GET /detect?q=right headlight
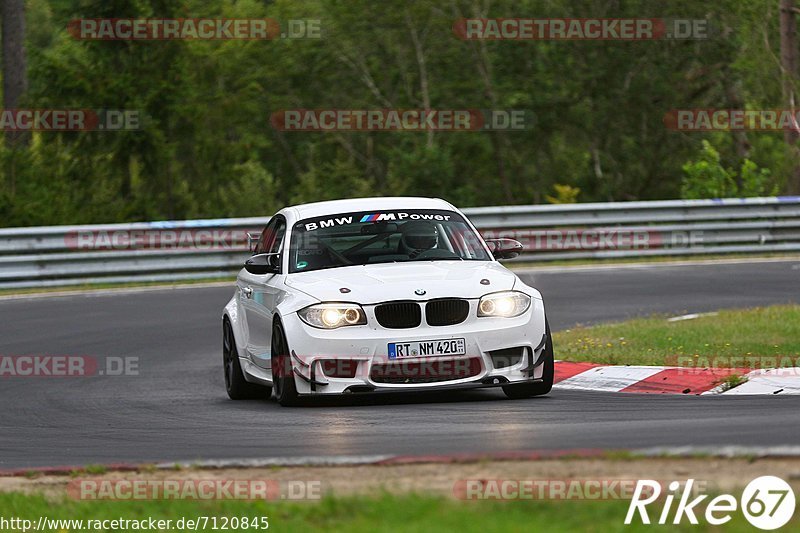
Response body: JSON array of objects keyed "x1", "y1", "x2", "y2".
[
  {"x1": 298, "y1": 303, "x2": 367, "y2": 329},
  {"x1": 477, "y1": 291, "x2": 531, "y2": 318}
]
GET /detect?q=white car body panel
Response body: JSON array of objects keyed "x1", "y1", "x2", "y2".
[
  {"x1": 223, "y1": 196, "x2": 548, "y2": 396},
  {"x1": 284, "y1": 262, "x2": 527, "y2": 306}
]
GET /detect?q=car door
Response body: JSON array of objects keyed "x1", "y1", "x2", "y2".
[{"x1": 238, "y1": 216, "x2": 287, "y2": 370}]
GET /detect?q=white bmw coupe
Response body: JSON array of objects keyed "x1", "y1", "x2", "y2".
[{"x1": 223, "y1": 197, "x2": 553, "y2": 406}]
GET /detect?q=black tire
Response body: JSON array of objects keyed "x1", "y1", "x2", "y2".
[
  {"x1": 503, "y1": 319, "x2": 554, "y2": 399},
  {"x1": 223, "y1": 319, "x2": 270, "y2": 400},
  {"x1": 271, "y1": 322, "x2": 302, "y2": 406}
]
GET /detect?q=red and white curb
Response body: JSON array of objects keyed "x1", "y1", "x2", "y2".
[{"x1": 554, "y1": 361, "x2": 800, "y2": 395}]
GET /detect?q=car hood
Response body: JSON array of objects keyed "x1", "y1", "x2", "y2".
[{"x1": 285, "y1": 261, "x2": 519, "y2": 304}]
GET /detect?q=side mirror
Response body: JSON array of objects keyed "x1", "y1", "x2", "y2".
[
  {"x1": 244, "y1": 253, "x2": 280, "y2": 275},
  {"x1": 485, "y1": 238, "x2": 523, "y2": 260}
]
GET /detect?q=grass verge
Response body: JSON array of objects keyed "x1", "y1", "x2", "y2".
[
  {"x1": 0, "y1": 277, "x2": 234, "y2": 297},
  {"x1": 553, "y1": 305, "x2": 800, "y2": 366},
  {"x1": 0, "y1": 492, "x2": 779, "y2": 532}
]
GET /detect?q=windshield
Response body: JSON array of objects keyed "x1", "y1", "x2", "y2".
[{"x1": 288, "y1": 209, "x2": 491, "y2": 273}]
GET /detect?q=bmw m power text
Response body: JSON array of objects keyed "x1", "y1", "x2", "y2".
[{"x1": 223, "y1": 197, "x2": 554, "y2": 406}]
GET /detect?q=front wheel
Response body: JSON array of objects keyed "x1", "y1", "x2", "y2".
[
  {"x1": 223, "y1": 320, "x2": 271, "y2": 400},
  {"x1": 503, "y1": 319, "x2": 554, "y2": 399},
  {"x1": 271, "y1": 322, "x2": 302, "y2": 406}
]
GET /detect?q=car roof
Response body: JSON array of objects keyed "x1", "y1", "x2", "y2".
[{"x1": 285, "y1": 196, "x2": 457, "y2": 220}]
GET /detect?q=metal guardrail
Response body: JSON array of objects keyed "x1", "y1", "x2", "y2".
[{"x1": 1, "y1": 197, "x2": 799, "y2": 289}]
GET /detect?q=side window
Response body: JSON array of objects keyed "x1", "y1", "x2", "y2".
[
  {"x1": 269, "y1": 220, "x2": 286, "y2": 254},
  {"x1": 254, "y1": 217, "x2": 286, "y2": 256},
  {"x1": 254, "y1": 219, "x2": 277, "y2": 255}
]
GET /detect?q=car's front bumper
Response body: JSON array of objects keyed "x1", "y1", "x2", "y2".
[{"x1": 272, "y1": 298, "x2": 547, "y2": 395}]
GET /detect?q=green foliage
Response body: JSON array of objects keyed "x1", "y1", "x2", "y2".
[
  {"x1": 220, "y1": 161, "x2": 279, "y2": 217},
  {"x1": 681, "y1": 141, "x2": 737, "y2": 199},
  {"x1": 739, "y1": 159, "x2": 775, "y2": 197},
  {"x1": 0, "y1": 489, "x2": 779, "y2": 532},
  {"x1": 545, "y1": 184, "x2": 581, "y2": 204},
  {"x1": 681, "y1": 140, "x2": 775, "y2": 199},
  {"x1": 0, "y1": 0, "x2": 795, "y2": 227}
]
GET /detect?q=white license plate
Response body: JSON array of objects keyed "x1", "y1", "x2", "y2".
[{"x1": 388, "y1": 338, "x2": 466, "y2": 359}]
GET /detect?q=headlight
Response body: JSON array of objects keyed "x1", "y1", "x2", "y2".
[
  {"x1": 477, "y1": 291, "x2": 530, "y2": 318},
  {"x1": 298, "y1": 303, "x2": 367, "y2": 329}
]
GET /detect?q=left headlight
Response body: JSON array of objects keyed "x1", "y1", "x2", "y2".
[
  {"x1": 477, "y1": 291, "x2": 531, "y2": 318},
  {"x1": 298, "y1": 303, "x2": 367, "y2": 329}
]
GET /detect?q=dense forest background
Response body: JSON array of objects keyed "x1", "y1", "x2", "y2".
[{"x1": 1, "y1": 0, "x2": 799, "y2": 227}]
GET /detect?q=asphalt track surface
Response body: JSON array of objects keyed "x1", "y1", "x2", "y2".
[{"x1": 1, "y1": 259, "x2": 799, "y2": 469}]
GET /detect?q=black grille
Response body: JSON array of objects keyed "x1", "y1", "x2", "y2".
[
  {"x1": 425, "y1": 299, "x2": 469, "y2": 326},
  {"x1": 374, "y1": 302, "x2": 422, "y2": 329},
  {"x1": 371, "y1": 357, "x2": 482, "y2": 384}
]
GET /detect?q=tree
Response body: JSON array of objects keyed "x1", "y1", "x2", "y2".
[
  {"x1": 1, "y1": 0, "x2": 30, "y2": 196},
  {"x1": 780, "y1": 0, "x2": 800, "y2": 193}
]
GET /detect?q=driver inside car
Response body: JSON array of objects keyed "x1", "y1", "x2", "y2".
[{"x1": 399, "y1": 221, "x2": 439, "y2": 259}]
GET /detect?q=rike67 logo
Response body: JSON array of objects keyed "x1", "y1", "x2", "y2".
[{"x1": 625, "y1": 477, "x2": 795, "y2": 530}]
